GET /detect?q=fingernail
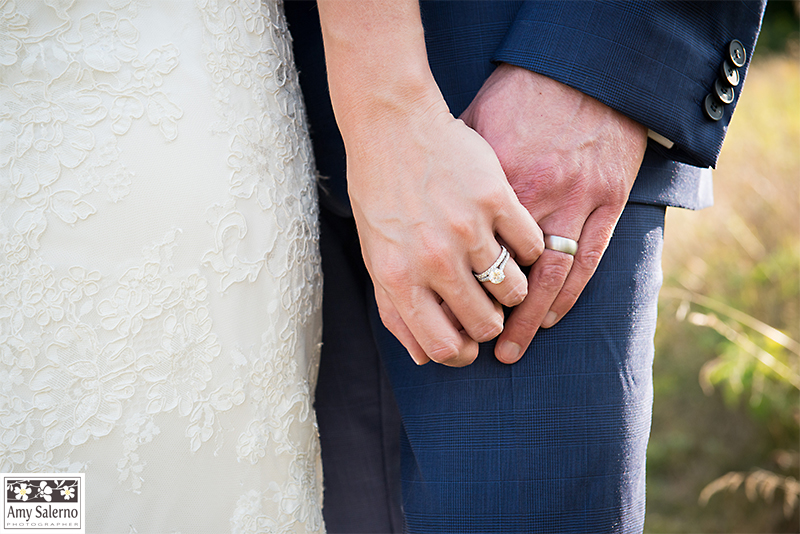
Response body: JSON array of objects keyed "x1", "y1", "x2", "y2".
[
  {"x1": 497, "y1": 341, "x2": 521, "y2": 363},
  {"x1": 409, "y1": 351, "x2": 428, "y2": 366},
  {"x1": 542, "y1": 311, "x2": 558, "y2": 328}
]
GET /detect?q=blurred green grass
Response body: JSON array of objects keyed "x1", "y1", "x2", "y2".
[{"x1": 644, "y1": 40, "x2": 800, "y2": 534}]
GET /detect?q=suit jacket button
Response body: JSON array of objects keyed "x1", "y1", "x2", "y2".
[
  {"x1": 720, "y1": 60, "x2": 741, "y2": 86},
  {"x1": 714, "y1": 78, "x2": 735, "y2": 104},
  {"x1": 704, "y1": 94, "x2": 724, "y2": 121},
  {"x1": 729, "y1": 39, "x2": 746, "y2": 67}
]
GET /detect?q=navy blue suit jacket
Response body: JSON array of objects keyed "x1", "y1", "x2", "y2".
[{"x1": 285, "y1": 0, "x2": 765, "y2": 216}]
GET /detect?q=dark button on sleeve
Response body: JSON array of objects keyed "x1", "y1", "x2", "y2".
[
  {"x1": 714, "y1": 78, "x2": 735, "y2": 104},
  {"x1": 720, "y1": 60, "x2": 741, "y2": 87},
  {"x1": 729, "y1": 39, "x2": 746, "y2": 68},
  {"x1": 704, "y1": 94, "x2": 724, "y2": 121}
]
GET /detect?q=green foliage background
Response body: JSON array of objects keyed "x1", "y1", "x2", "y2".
[{"x1": 644, "y1": 4, "x2": 800, "y2": 533}]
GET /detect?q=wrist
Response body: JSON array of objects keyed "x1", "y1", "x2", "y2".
[
  {"x1": 331, "y1": 72, "x2": 447, "y2": 144},
  {"x1": 318, "y1": 0, "x2": 449, "y2": 145}
]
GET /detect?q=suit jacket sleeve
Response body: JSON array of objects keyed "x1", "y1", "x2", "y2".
[{"x1": 492, "y1": 0, "x2": 766, "y2": 169}]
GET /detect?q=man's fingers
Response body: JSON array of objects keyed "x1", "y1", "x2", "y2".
[
  {"x1": 540, "y1": 210, "x2": 619, "y2": 329},
  {"x1": 494, "y1": 248, "x2": 574, "y2": 364}
]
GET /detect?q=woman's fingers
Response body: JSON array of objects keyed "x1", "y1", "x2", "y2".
[
  {"x1": 471, "y1": 245, "x2": 528, "y2": 308},
  {"x1": 374, "y1": 286, "x2": 430, "y2": 365},
  {"x1": 402, "y1": 293, "x2": 481, "y2": 367},
  {"x1": 495, "y1": 198, "x2": 545, "y2": 267},
  {"x1": 378, "y1": 281, "x2": 481, "y2": 367}
]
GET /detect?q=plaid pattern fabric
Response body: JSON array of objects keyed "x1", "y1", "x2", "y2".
[
  {"x1": 376, "y1": 203, "x2": 666, "y2": 533},
  {"x1": 492, "y1": 1, "x2": 766, "y2": 169}
]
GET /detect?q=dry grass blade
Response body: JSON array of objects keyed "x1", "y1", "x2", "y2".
[
  {"x1": 685, "y1": 310, "x2": 800, "y2": 390},
  {"x1": 701, "y1": 470, "x2": 800, "y2": 519},
  {"x1": 699, "y1": 472, "x2": 745, "y2": 505},
  {"x1": 662, "y1": 288, "x2": 800, "y2": 356}
]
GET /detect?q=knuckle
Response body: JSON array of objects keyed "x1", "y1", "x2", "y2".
[
  {"x1": 379, "y1": 266, "x2": 408, "y2": 291},
  {"x1": 603, "y1": 179, "x2": 630, "y2": 205},
  {"x1": 480, "y1": 186, "x2": 506, "y2": 212},
  {"x1": 532, "y1": 232, "x2": 546, "y2": 257},
  {"x1": 512, "y1": 158, "x2": 561, "y2": 204},
  {"x1": 534, "y1": 261, "x2": 571, "y2": 292},
  {"x1": 419, "y1": 238, "x2": 456, "y2": 275},
  {"x1": 574, "y1": 247, "x2": 604, "y2": 272},
  {"x1": 502, "y1": 279, "x2": 528, "y2": 307},
  {"x1": 518, "y1": 234, "x2": 545, "y2": 265},
  {"x1": 512, "y1": 313, "x2": 539, "y2": 337},
  {"x1": 377, "y1": 303, "x2": 398, "y2": 328},
  {"x1": 471, "y1": 317, "x2": 503, "y2": 343},
  {"x1": 426, "y1": 339, "x2": 461, "y2": 365},
  {"x1": 377, "y1": 305, "x2": 406, "y2": 337},
  {"x1": 449, "y1": 216, "x2": 477, "y2": 243},
  {"x1": 504, "y1": 311, "x2": 539, "y2": 345},
  {"x1": 557, "y1": 285, "x2": 582, "y2": 308},
  {"x1": 373, "y1": 254, "x2": 411, "y2": 290}
]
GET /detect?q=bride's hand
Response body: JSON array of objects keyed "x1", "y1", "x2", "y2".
[
  {"x1": 318, "y1": 0, "x2": 543, "y2": 366},
  {"x1": 346, "y1": 96, "x2": 543, "y2": 367}
]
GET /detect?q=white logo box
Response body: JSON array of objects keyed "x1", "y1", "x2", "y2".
[{"x1": 1, "y1": 474, "x2": 85, "y2": 534}]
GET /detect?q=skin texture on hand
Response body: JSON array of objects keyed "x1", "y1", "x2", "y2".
[
  {"x1": 349, "y1": 106, "x2": 544, "y2": 367},
  {"x1": 318, "y1": 1, "x2": 544, "y2": 366},
  {"x1": 460, "y1": 63, "x2": 649, "y2": 364}
]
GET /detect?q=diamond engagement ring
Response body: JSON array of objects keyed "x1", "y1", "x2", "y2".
[
  {"x1": 474, "y1": 245, "x2": 510, "y2": 284},
  {"x1": 544, "y1": 235, "x2": 578, "y2": 256}
]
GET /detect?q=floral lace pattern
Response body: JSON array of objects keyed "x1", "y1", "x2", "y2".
[{"x1": 1, "y1": 1, "x2": 323, "y2": 532}]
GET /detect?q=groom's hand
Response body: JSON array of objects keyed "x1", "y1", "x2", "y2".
[{"x1": 460, "y1": 64, "x2": 649, "y2": 364}]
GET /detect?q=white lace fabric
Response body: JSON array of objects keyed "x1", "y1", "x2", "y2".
[{"x1": 0, "y1": 1, "x2": 324, "y2": 532}]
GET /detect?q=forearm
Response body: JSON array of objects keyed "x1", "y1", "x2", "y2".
[{"x1": 317, "y1": 0, "x2": 446, "y2": 144}]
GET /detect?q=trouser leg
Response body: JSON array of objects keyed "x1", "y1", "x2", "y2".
[
  {"x1": 375, "y1": 203, "x2": 666, "y2": 534},
  {"x1": 315, "y1": 205, "x2": 404, "y2": 534}
]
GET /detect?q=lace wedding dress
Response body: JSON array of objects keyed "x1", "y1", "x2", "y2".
[{"x1": 0, "y1": 1, "x2": 324, "y2": 532}]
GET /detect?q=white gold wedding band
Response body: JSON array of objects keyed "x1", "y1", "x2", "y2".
[
  {"x1": 474, "y1": 245, "x2": 509, "y2": 284},
  {"x1": 544, "y1": 235, "x2": 578, "y2": 256}
]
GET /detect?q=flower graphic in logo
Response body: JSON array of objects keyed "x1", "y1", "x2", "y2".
[
  {"x1": 14, "y1": 483, "x2": 30, "y2": 501},
  {"x1": 6, "y1": 479, "x2": 80, "y2": 504},
  {"x1": 37, "y1": 481, "x2": 53, "y2": 502}
]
